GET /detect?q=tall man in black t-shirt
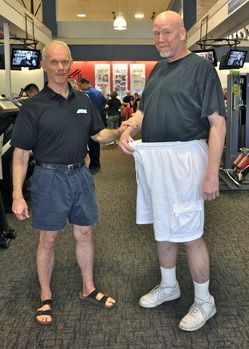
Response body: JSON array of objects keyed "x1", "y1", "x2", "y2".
[
  {"x1": 11, "y1": 40, "x2": 121, "y2": 325},
  {"x1": 119, "y1": 11, "x2": 226, "y2": 331}
]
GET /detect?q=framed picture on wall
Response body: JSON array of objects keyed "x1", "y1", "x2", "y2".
[
  {"x1": 95, "y1": 64, "x2": 110, "y2": 96},
  {"x1": 130, "y1": 64, "x2": 145, "y2": 95},
  {"x1": 113, "y1": 64, "x2": 128, "y2": 98}
]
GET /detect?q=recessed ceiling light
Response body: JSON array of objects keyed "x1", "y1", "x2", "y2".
[
  {"x1": 77, "y1": 13, "x2": 87, "y2": 18},
  {"x1": 134, "y1": 13, "x2": 144, "y2": 19}
]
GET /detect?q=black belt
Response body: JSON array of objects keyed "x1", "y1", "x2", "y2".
[{"x1": 36, "y1": 160, "x2": 84, "y2": 171}]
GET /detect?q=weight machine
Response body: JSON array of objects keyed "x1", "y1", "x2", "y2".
[
  {"x1": 219, "y1": 72, "x2": 249, "y2": 190},
  {"x1": 0, "y1": 99, "x2": 19, "y2": 248}
]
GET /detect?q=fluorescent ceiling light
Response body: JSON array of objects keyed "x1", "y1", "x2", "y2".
[
  {"x1": 77, "y1": 13, "x2": 86, "y2": 18},
  {"x1": 134, "y1": 13, "x2": 144, "y2": 19}
]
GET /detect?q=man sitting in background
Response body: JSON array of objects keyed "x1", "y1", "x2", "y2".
[{"x1": 23, "y1": 83, "x2": 40, "y2": 98}]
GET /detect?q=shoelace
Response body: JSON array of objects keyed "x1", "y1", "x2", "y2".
[
  {"x1": 150, "y1": 284, "x2": 174, "y2": 298},
  {"x1": 188, "y1": 302, "x2": 208, "y2": 319}
]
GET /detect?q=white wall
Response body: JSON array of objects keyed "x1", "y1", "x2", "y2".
[{"x1": 0, "y1": 68, "x2": 44, "y2": 97}]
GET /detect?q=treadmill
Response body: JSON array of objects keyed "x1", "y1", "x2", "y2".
[{"x1": 0, "y1": 99, "x2": 19, "y2": 248}]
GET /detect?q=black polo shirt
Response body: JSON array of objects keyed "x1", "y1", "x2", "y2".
[{"x1": 11, "y1": 85, "x2": 105, "y2": 164}]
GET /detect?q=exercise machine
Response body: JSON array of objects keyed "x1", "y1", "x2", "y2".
[
  {"x1": 219, "y1": 72, "x2": 249, "y2": 190},
  {"x1": 0, "y1": 99, "x2": 18, "y2": 248}
]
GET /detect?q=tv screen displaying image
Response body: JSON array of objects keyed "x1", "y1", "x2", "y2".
[
  {"x1": 193, "y1": 49, "x2": 217, "y2": 66},
  {"x1": 11, "y1": 48, "x2": 40, "y2": 69},
  {"x1": 225, "y1": 49, "x2": 247, "y2": 68}
]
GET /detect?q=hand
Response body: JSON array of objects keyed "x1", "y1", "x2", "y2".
[
  {"x1": 203, "y1": 175, "x2": 219, "y2": 201},
  {"x1": 120, "y1": 119, "x2": 138, "y2": 129},
  {"x1": 118, "y1": 133, "x2": 135, "y2": 154},
  {"x1": 12, "y1": 198, "x2": 30, "y2": 220}
]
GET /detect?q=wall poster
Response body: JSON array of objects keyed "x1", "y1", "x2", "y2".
[
  {"x1": 112, "y1": 64, "x2": 128, "y2": 98},
  {"x1": 130, "y1": 64, "x2": 145, "y2": 94},
  {"x1": 94, "y1": 64, "x2": 110, "y2": 96}
]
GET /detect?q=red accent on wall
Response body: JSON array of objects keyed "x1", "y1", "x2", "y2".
[{"x1": 70, "y1": 61, "x2": 158, "y2": 91}]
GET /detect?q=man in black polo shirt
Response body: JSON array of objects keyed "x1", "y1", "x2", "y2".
[{"x1": 11, "y1": 40, "x2": 120, "y2": 325}]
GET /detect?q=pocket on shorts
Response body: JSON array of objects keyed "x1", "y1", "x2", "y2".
[{"x1": 170, "y1": 200, "x2": 203, "y2": 237}]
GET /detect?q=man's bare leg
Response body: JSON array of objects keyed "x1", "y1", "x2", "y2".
[
  {"x1": 184, "y1": 237, "x2": 209, "y2": 283},
  {"x1": 73, "y1": 224, "x2": 116, "y2": 307},
  {"x1": 36, "y1": 230, "x2": 59, "y2": 324}
]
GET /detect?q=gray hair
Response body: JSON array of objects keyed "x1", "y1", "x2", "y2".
[{"x1": 42, "y1": 40, "x2": 72, "y2": 60}]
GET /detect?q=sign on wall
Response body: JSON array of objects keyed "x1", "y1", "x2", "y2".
[
  {"x1": 94, "y1": 64, "x2": 110, "y2": 95},
  {"x1": 130, "y1": 64, "x2": 145, "y2": 95},
  {"x1": 113, "y1": 64, "x2": 128, "y2": 98}
]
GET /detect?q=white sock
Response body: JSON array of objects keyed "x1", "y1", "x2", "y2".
[
  {"x1": 160, "y1": 266, "x2": 177, "y2": 288},
  {"x1": 194, "y1": 280, "x2": 210, "y2": 302}
]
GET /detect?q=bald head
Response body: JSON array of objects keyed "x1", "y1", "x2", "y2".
[
  {"x1": 153, "y1": 11, "x2": 188, "y2": 61},
  {"x1": 154, "y1": 11, "x2": 185, "y2": 30}
]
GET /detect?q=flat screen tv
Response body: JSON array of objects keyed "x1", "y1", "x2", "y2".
[
  {"x1": 219, "y1": 49, "x2": 247, "y2": 70},
  {"x1": 11, "y1": 48, "x2": 40, "y2": 69},
  {"x1": 193, "y1": 49, "x2": 217, "y2": 66},
  {"x1": 0, "y1": 54, "x2": 5, "y2": 69}
]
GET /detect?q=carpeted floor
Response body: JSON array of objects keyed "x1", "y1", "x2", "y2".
[{"x1": 0, "y1": 144, "x2": 249, "y2": 349}]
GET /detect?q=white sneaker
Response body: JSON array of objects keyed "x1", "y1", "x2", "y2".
[
  {"x1": 139, "y1": 282, "x2": 181, "y2": 308},
  {"x1": 179, "y1": 295, "x2": 216, "y2": 331}
]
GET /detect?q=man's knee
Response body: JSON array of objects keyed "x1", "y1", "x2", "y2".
[
  {"x1": 183, "y1": 237, "x2": 206, "y2": 253},
  {"x1": 39, "y1": 231, "x2": 59, "y2": 250},
  {"x1": 73, "y1": 225, "x2": 93, "y2": 241}
]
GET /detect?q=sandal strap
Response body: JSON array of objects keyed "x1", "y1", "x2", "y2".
[
  {"x1": 88, "y1": 289, "x2": 110, "y2": 304},
  {"x1": 36, "y1": 309, "x2": 52, "y2": 317},
  {"x1": 87, "y1": 290, "x2": 111, "y2": 305},
  {"x1": 87, "y1": 289, "x2": 99, "y2": 299},
  {"x1": 41, "y1": 299, "x2": 52, "y2": 306},
  {"x1": 98, "y1": 294, "x2": 109, "y2": 305}
]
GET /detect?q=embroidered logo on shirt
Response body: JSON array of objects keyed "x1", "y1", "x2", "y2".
[{"x1": 76, "y1": 109, "x2": 87, "y2": 114}]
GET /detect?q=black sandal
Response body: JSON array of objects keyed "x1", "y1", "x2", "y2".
[
  {"x1": 35, "y1": 299, "x2": 53, "y2": 325},
  {"x1": 79, "y1": 289, "x2": 116, "y2": 309}
]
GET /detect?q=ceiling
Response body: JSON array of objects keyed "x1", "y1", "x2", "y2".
[
  {"x1": 55, "y1": 0, "x2": 217, "y2": 23},
  {"x1": 0, "y1": 0, "x2": 223, "y2": 46},
  {"x1": 13, "y1": 0, "x2": 218, "y2": 25}
]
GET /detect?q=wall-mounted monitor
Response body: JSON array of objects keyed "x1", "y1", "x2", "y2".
[
  {"x1": 0, "y1": 54, "x2": 5, "y2": 69},
  {"x1": 193, "y1": 49, "x2": 217, "y2": 66},
  {"x1": 219, "y1": 49, "x2": 247, "y2": 70},
  {"x1": 11, "y1": 48, "x2": 40, "y2": 69}
]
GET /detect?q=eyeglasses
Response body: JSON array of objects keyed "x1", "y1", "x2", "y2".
[{"x1": 48, "y1": 59, "x2": 71, "y2": 67}]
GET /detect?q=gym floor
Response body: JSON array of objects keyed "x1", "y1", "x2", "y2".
[{"x1": 0, "y1": 144, "x2": 249, "y2": 349}]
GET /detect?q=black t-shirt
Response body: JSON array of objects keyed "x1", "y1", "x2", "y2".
[
  {"x1": 11, "y1": 85, "x2": 105, "y2": 164},
  {"x1": 139, "y1": 53, "x2": 226, "y2": 142},
  {"x1": 106, "y1": 98, "x2": 121, "y2": 116},
  {"x1": 123, "y1": 95, "x2": 134, "y2": 104},
  {"x1": 133, "y1": 98, "x2": 140, "y2": 112}
]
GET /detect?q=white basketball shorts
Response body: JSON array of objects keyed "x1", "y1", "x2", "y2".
[{"x1": 130, "y1": 139, "x2": 208, "y2": 242}]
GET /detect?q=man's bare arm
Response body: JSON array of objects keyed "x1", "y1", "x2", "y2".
[
  {"x1": 12, "y1": 147, "x2": 30, "y2": 219},
  {"x1": 204, "y1": 112, "x2": 226, "y2": 201}
]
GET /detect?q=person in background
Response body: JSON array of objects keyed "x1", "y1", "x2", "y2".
[
  {"x1": 68, "y1": 79, "x2": 80, "y2": 90},
  {"x1": 23, "y1": 83, "x2": 40, "y2": 98},
  {"x1": 119, "y1": 11, "x2": 226, "y2": 332},
  {"x1": 79, "y1": 78, "x2": 107, "y2": 174},
  {"x1": 133, "y1": 92, "x2": 141, "y2": 113},
  {"x1": 11, "y1": 40, "x2": 123, "y2": 326},
  {"x1": 122, "y1": 90, "x2": 134, "y2": 120},
  {"x1": 106, "y1": 91, "x2": 121, "y2": 129}
]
